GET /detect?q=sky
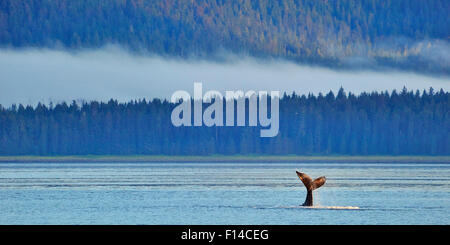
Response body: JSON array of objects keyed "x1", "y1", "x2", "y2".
[{"x1": 0, "y1": 46, "x2": 449, "y2": 106}]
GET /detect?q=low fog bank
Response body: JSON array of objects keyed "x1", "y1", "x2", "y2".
[{"x1": 0, "y1": 47, "x2": 449, "y2": 107}]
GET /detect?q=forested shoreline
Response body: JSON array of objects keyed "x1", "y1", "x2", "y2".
[
  {"x1": 0, "y1": 88, "x2": 448, "y2": 156},
  {"x1": 0, "y1": 155, "x2": 448, "y2": 163}
]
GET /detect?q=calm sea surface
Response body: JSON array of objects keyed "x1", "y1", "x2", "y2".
[{"x1": 0, "y1": 162, "x2": 449, "y2": 224}]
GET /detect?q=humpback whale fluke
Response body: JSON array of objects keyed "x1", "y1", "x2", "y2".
[{"x1": 296, "y1": 171, "x2": 326, "y2": 206}]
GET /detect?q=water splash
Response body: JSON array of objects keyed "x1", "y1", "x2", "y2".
[{"x1": 303, "y1": 206, "x2": 360, "y2": 210}]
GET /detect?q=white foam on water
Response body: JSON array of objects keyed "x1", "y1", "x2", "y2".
[
  {"x1": 255, "y1": 205, "x2": 361, "y2": 210},
  {"x1": 303, "y1": 206, "x2": 360, "y2": 210}
]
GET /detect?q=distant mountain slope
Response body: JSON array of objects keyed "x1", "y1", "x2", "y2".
[{"x1": 0, "y1": 0, "x2": 449, "y2": 74}]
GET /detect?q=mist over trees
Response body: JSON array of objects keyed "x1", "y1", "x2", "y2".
[
  {"x1": 0, "y1": 0, "x2": 449, "y2": 74},
  {"x1": 0, "y1": 88, "x2": 448, "y2": 156}
]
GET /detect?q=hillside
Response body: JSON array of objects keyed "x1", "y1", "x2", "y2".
[{"x1": 0, "y1": 0, "x2": 449, "y2": 74}]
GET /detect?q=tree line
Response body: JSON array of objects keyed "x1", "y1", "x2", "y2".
[{"x1": 0, "y1": 88, "x2": 448, "y2": 156}]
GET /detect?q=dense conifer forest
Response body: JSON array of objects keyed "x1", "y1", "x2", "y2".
[
  {"x1": 0, "y1": 88, "x2": 448, "y2": 156},
  {"x1": 0, "y1": 0, "x2": 449, "y2": 74}
]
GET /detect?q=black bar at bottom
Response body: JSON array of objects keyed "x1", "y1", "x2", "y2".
[{"x1": 0, "y1": 225, "x2": 446, "y2": 243}]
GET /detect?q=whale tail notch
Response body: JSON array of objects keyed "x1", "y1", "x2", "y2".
[{"x1": 296, "y1": 171, "x2": 326, "y2": 206}]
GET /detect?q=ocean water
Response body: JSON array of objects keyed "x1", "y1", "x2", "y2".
[{"x1": 0, "y1": 162, "x2": 449, "y2": 225}]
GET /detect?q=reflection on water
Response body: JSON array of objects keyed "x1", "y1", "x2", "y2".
[{"x1": 0, "y1": 163, "x2": 449, "y2": 224}]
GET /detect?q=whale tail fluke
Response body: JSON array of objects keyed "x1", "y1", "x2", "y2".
[
  {"x1": 296, "y1": 171, "x2": 326, "y2": 190},
  {"x1": 311, "y1": 176, "x2": 326, "y2": 190},
  {"x1": 296, "y1": 171, "x2": 326, "y2": 206}
]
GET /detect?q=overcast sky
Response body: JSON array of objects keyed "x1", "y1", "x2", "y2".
[{"x1": 0, "y1": 47, "x2": 449, "y2": 106}]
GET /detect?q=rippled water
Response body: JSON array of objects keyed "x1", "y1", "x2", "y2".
[{"x1": 0, "y1": 162, "x2": 449, "y2": 224}]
